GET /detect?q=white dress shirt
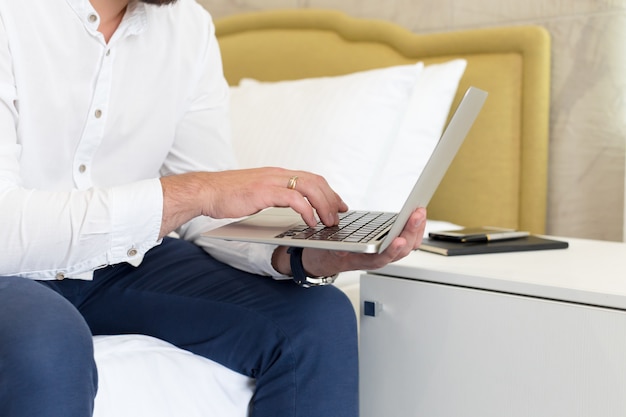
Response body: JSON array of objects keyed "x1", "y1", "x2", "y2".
[{"x1": 0, "y1": 0, "x2": 278, "y2": 280}]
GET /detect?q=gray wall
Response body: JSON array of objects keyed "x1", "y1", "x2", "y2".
[{"x1": 199, "y1": 0, "x2": 626, "y2": 242}]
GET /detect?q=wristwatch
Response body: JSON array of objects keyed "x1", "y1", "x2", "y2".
[{"x1": 287, "y1": 247, "x2": 338, "y2": 288}]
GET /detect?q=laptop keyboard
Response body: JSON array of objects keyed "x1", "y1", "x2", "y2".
[{"x1": 275, "y1": 211, "x2": 397, "y2": 243}]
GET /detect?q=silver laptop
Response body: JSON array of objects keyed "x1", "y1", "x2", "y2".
[{"x1": 203, "y1": 87, "x2": 487, "y2": 254}]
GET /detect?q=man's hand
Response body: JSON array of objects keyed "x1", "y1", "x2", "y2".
[
  {"x1": 159, "y1": 168, "x2": 348, "y2": 239},
  {"x1": 272, "y1": 208, "x2": 428, "y2": 278}
]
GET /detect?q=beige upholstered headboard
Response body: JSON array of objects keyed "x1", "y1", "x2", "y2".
[{"x1": 215, "y1": 9, "x2": 551, "y2": 234}]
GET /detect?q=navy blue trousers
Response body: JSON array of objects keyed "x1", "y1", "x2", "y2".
[{"x1": 0, "y1": 238, "x2": 358, "y2": 417}]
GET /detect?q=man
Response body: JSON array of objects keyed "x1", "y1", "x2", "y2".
[{"x1": 0, "y1": 0, "x2": 427, "y2": 416}]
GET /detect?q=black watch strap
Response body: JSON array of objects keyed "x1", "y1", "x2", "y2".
[{"x1": 287, "y1": 247, "x2": 338, "y2": 287}]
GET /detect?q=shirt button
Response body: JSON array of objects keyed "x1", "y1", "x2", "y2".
[
  {"x1": 78, "y1": 164, "x2": 87, "y2": 173},
  {"x1": 55, "y1": 272, "x2": 65, "y2": 280},
  {"x1": 106, "y1": 49, "x2": 111, "y2": 57},
  {"x1": 88, "y1": 14, "x2": 98, "y2": 23},
  {"x1": 94, "y1": 109, "x2": 102, "y2": 118},
  {"x1": 127, "y1": 248, "x2": 138, "y2": 257}
]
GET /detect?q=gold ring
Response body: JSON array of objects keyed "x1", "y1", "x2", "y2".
[{"x1": 287, "y1": 175, "x2": 298, "y2": 190}]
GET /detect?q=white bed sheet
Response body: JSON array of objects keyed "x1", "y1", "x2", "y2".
[{"x1": 93, "y1": 334, "x2": 255, "y2": 417}]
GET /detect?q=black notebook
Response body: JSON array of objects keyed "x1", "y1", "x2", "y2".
[{"x1": 419, "y1": 235, "x2": 569, "y2": 256}]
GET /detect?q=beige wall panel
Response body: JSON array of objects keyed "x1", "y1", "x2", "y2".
[
  {"x1": 300, "y1": 0, "x2": 454, "y2": 31},
  {"x1": 546, "y1": 13, "x2": 626, "y2": 241},
  {"x1": 198, "y1": 0, "x2": 297, "y2": 18},
  {"x1": 448, "y1": 0, "x2": 626, "y2": 29}
]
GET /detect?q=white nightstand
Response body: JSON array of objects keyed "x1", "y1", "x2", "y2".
[{"x1": 360, "y1": 237, "x2": 626, "y2": 417}]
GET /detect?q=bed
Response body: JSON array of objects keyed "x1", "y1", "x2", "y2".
[{"x1": 92, "y1": 9, "x2": 551, "y2": 417}]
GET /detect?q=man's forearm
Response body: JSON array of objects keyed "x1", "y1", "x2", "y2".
[{"x1": 159, "y1": 174, "x2": 203, "y2": 239}]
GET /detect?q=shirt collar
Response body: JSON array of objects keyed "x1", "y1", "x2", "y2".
[
  {"x1": 64, "y1": 0, "x2": 147, "y2": 40},
  {"x1": 116, "y1": 1, "x2": 148, "y2": 39}
]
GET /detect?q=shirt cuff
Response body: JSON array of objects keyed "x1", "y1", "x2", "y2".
[{"x1": 108, "y1": 178, "x2": 163, "y2": 266}]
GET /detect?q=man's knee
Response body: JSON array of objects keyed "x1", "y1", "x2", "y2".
[
  {"x1": 248, "y1": 284, "x2": 359, "y2": 415},
  {"x1": 0, "y1": 277, "x2": 97, "y2": 417},
  {"x1": 301, "y1": 284, "x2": 357, "y2": 335},
  {"x1": 274, "y1": 284, "x2": 358, "y2": 358}
]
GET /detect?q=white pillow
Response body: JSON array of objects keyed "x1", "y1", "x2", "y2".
[
  {"x1": 365, "y1": 59, "x2": 467, "y2": 211},
  {"x1": 229, "y1": 60, "x2": 466, "y2": 211},
  {"x1": 229, "y1": 63, "x2": 423, "y2": 209}
]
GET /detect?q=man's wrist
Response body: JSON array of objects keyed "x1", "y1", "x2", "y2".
[
  {"x1": 272, "y1": 245, "x2": 329, "y2": 277},
  {"x1": 287, "y1": 247, "x2": 338, "y2": 287},
  {"x1": 271, "y1": 246, "x2": 293, "y2": 276}
]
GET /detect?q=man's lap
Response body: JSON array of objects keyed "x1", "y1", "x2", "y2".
[{"x1": 39, "y1": 237, "x2": 357, "y2": 377}]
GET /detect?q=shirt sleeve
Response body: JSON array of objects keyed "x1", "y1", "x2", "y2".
[
  {"x1": 0, "y1": 179, "x2": 163, "y2": 279},
  {"x1": 160, "y1": 7, "x2": 236, "y2": 177},
  {"x1": 161, "y1": 10, "x2": 286, "y2": 278}
]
